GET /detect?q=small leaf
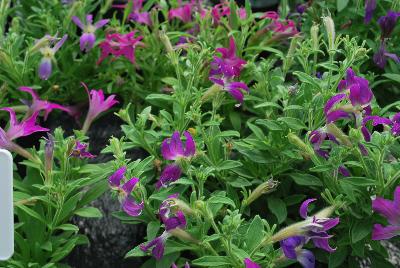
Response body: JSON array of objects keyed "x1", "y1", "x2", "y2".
[
  {"x1": 74, "y1": 207, "x2": 103, "y2": 218},
  {"x1": 208, "y1": 196, "x2": 236, "y2": 208},
  {"x1": 337, "y1": 0, "x2": 349, "y2": 12},
  {"x1": 245, "y1": 215, "x2": 264, "y2": 251},
  {"x1": 268, "y1": 197, "x2": 287, "y2": 224},
  {"x1": 290, "y1": 173, "x2": 323, "y2": 187},
  {"x1": 192, "y1": 256, "x2": 232, "y2": 266}
]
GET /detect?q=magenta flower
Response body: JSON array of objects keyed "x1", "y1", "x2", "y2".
[
  {"x1": 361, "y1": 115, "x2": 392, "y2": 142},
  {"x1": 0, "y1": 108, "x2": 48, "y2": 150},
  {"x1": 69, "y1": 141, "x2": 95, "y2": 159},
  {"x1": 72, "y1": 14, "x2": 109, "y2": 52},
  {"x1": 372, "y1": 186, "x2": 400, "y2": 240},
  {"x1": 169, "y1": 2, "x2": 192, "y2": 23},
  {"x1": 97, "y1": 31, "x2": 143, "y2": 64},
  {"x1": 108, "y1": 166, "x2": 144, "y2": 217},
  {"x1": 211, "y1": 1, "x2": 246, "y2": 26},
  {"x1": 114, "y1": 0, "x2": 152, "y2": 26},
  {"x1": 37, "y1": 34, "x2": 68, "y2": 80},
  {"x1": 81, "y1": 82, "x2": 118, "y2": 133},
  {"x1": 364, "y1": 0, "x2": 376, "y2": 24},
  {"x1": 338, "y1": 68, "x2": 373, "y2": 107},
  {"x1": 373, "y1": 41, "x2": 400, "y2": 69},
  {"x1": 161, "y1": 131, "x2": 196, "y2": 160},
  {"x1": 244, "y1": 258, "x2": 261, "y2": 268},
  {"x1": 280, "y1": 236, "x2": 315, "y2": 268},
  {"x1": 378, "y1": 11, "x2": 400, "y2": 39},
  {"x1": 259, "y1": 12, "x2": 298, "y2": 41},
  {"x1": 391, "y1": 113, "x2": 400, "y2": 136},
  {"x1": 19, "y1": 86, "x2": 71, "y2": 120},
  {"x1": 156, "y1": 164, "x2": 182, "y2": 189}
]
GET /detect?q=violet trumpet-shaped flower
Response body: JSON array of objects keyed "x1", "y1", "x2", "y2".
[
  {"x1": 378, "y1": 11, "x2": 400, "y2": 39},
  {"x1": 156, "y1": 164, "x2": 182, "y2": 189},
  {"x1": 361, "y1": 115, "x2": 393, "y2": 142},
  {"x1": 0, "y1": 108, "x2": 49, "y2": 150},
  {"x1": 391, "y1": 112, "x2": 400, "y2": 136},
  {"x1": 373, "y1": 41, "x2": 400, "y2": 69},
  {"x1": 338, "y1": 68, "x2": 373, "y2": 108},
  {"x1": 364, "y1": 0, "x2": 376, "y2": 24},
  {"x1": 37, "y1": 34, "x2": 68, "y2": 80},
  {"x1": 372, "y1": 186, "x2": 400, "y2": 240},
  {"x1": 81, "y1": 82, "x2": 118, "y2": 133},
  {"x1": 72, "y1": 14, "x2": 109, "y2": 52},
  {"x1": 19, "y1": 86, "x2": 71, "y2": 120},
  {"x1": 113, "y1": 0, "x2": 152, "y2": 26},
  {"x1": 97, "y1": 31, "x2": 144, "y2": 64},
  {"x1": 280, "y1": 236, "x2": 315, "y2": 268},
  {"x1": 69, "y1": 141, "x2": 95, "y2": 159},
  {"x1": 244, "y1": 258, "x2": 261, "y2": 268},
  {"x1": 108, "y1": 166, "x2": 144, "y2": 217},
  {"x1": 161, "y1": 131, "x2": 196, "y2": 160}
]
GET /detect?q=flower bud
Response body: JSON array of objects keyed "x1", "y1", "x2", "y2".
[
  {"x1": 169, "y1": 228, "x2": 199, "y2": 244},
  {"x1": 169, "y1": 198, "x2": 196, "y2": 216},
  {"x1": 44, "y1": 134, "x2": 55, "y2": 175},
  {"x1": 311, "y1": 23, "x2": 319, "y2": 51},
  {"x1": 287, "y1": 133, "x2": 314, "y2": 156},
  {"x1": 244, "y1": 179, "x2": 279, "y2": 206},
  {"x1": 322, "y1": 16, "x2": 336, "y2": 51},
  {"x1": 326, "y1": 123, "x2": 352, "y2": 147},
  {"x1": 159, "y1": 30, "x2": 174, "y2": 54}
]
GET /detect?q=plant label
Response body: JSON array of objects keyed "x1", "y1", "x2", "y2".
[{"x1": 0, "y1": 149, "x2": 13, "y2": 260}]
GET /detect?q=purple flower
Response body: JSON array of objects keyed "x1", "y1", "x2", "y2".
[
  {"x1": 72, "y1": 14, "x2": 109, "y2": 52},
  {"x1": 114, "y1": 0, "x2": 152, "y2": 26},
  {"x1": 280, "y1": 236, "x2": 315, "y2": 268},
  {"x1": 361, "y1": 115, "x2": 393, "y2": 141},
  {"x1": 0, "y1": 108, "x2": 48, "y2": 150},
  {"x1": 364, "y1": 0, "x2": 376, "y2": 24},
  {"x1": 378, "y1": 11, "x2": 400, "y2": 39},
  {"x1": 156, "y1": 164, "x2": 182, "y2": 189},
  {"x1": 161, "y1": 131, "x2": 196, "y2": 160},
  {"x1": 172, "y1": 262, "x2": 190, "y2": 268},
  {"x1": 81, "y1": 82, "x2": 118, "y2": 133},
  {"x1": 296, "y1": 4, "x2": 308, "y2": 15},
  {"x1": 211, "y1": 2, "x2": 246, "y2": 26},
  {"x1": 244, "y1": 258, "x2": 261, "y2": 268},
  {"x1": 69, "y1": 141, "x2": 95, "y2": 159},
  {"x1": 37, "y1": 34, "x2": 68, "y2": 80},
  {"x1": 169, "y1": 2, "x2": 192, "y2": 23},
  {"x1": 108, "y1": 167, "x2": 144, "y2": 217},
  {"x1": 373, "y1": 41, "x2": 400, "y2": 69},
  {"x1": 338, "y1": 68, "x2": 373, "y2": 107},
  {"x1": 372, "y1": 186, "x2": 400, "y2": 240},
  {"x1": 140, "y1": 231, "x2": 171, "y2": 260},
  {"x1": 19, "y1": 86, "x2": 71, "y2": 120},
  {"x1": 391, "y1": 113, "x2": 400, "y2": 136}
]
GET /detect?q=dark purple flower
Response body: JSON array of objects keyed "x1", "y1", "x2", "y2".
[
  {"x1": 156, "y1": 164, "x2": 182, "y2": 189},
  {"x1": 391, "y1": 113, "x2": 400, "y2": 136},
  {"x1": 19, "y1": 86, "x2": 71, "y2": 120},
  {"x1": 338, "y1": 68, "x2": 373, "y2": 107},
  {"x1": 296, "y1": 4, "x2": 308, "y2": 15},
  {"x1": 364, "y1": 0, "x2": 376, "y2": 24},
  {"x1": 338, "y1": 166, "x2": 350, "y2": 177},
  {"x1": 373, "y1": 42, "x2": 400, "y2": 69},
  {"x1": 37, "y1": 34, "x2": 68, "y2": 80},
  {"x1": 72, "y1": 14, "x2": 109, "y2": 52},
  {"x1": 280, "y1": 236, "x2": 315, "y2": 268},
  {"x1": 69, "y1": 141, "x2": 95, "y2": 159},
  {"x1": 161, "y1": 131, "x2": 196, "y2": 160},
  {"x1": 372, "y1": 186, "x2": 400, "y2": 240},
  {"x1": 0, "y1": 108, "x2": 48, "y2": 150},
  {"x1": 108, "y1": 166, "x2": 127, "y2": 187},
  {"x1": 140, "y1": 231, "x2": 170, "y2": 260},
  {"x1": 361, "y1": 115, "x2": 393, "y2": 141},
  {"x1": 378, "y1": 11, "x2": 400, "y2": 39},
  {"x1": 244, "y1": 258, "x2": 261, "y2": 268}
]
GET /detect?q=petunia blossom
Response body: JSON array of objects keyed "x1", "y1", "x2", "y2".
[
  {"x1": 391, "y1": 112, "x2": 400, "y2": 136},
  {"x1": 81, "y1": 82, "x2": 118, "y2": 133},
  {"x1": 280, "y1": 236, "x2": 315, "y2": 268},
  {"x1": 69, "y1": 141, "x2": 95, "y2": 159},
  {"x1": 37, "y1": 34, "x2": 68, "y2": 80},
  {"x1": 244, "y1": 258, "x2": 261, "y2": 268},
  {"x1": 156, "y1": 164, "x2": 182, "y2": 189},
  {"x1": 72, "y1": 14, "x2": 109, "y2": 52},
  {"x1": 113, "y1": 0, "x2": 152, "y2": 26},
  {"x1": 108, "y1": 166, "x2": 144, "y2": 217},
  {"x1": 372, "y1": 186, "x2": 400, "y2": 240},
  {"x1": 19, "y1": 86, "x2": 71, "y2": 120},
  {"x1": 161, "y1": 131, "x2": 196, "y2": 160},
  {"x1": 211, "y1": 1, "x2": 246, "y2": 26},
  {"x1": 364, "y1": 0, "x2": 376, "y2": 24},
  {"x1": 373, "y1": 41, "x2": 400, "y2": 69},
  {"x1": 378, "y1": 10, "x2": 400, "y2": 39}
]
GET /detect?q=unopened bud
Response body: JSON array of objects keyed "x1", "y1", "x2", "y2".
[
  {"x1": 44, "y1": 134, "x2": 55, "y2": 175},
  {"x1": 311, "y1": 23, "x2": 319, "y2": 51},
  {"x1": 322, "y1": 16, "x2": 335, "y2": 51},
  {"x1": 159, "y1": 30, "x2": 174, "y2": 54},
  {"x1": 201, "y1": 84, "x2": 223, "y2": 102},
  {"x1": 244, "y1": 179, "x2": 279, "y2": 206},
  {"x1": 169, "y1": 198, "x2": 196, "y2": 216},
  {"x1": 169, "y1": 228, "x2": 199, "y2": 244},
  {"x1": 287, "y1": 133, "x2": 314, "y2": 156},
  {"x1": 326, "y1": 123, "x2": 352, "y2": 147}
]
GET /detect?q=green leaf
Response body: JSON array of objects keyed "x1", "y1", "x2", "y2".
[
  {"x1": 147, "y1": 221, "x2": 161, "y2": 240},
  {"x1": 16, "y1": 204, "x2": 47, "y2": 225},
  {"x1": 293, "y1": 71, "x2": 320, "y2": 89},
  {"x1": 245, "y1": 215, "x2": 264, "y2": 251},
  {"x1": 75, "y1": 207, "x2": 103, "y2": 218},
  {"x1": 290, "y1": 173, "x2": 323, "y2": 187},
  {"x1": 278, "y1": 117, "x2": 307, "y2": 130},
  {"x1": 216, "y1": 160, "x2": 243, "y2": 171},
  {"x1": 247, "y1": 122, "x2": 265, "y2": 140},
  {"x1": 268, "y1": 197, "x2": 287, "y2": 224},
  {"x1": 55, "y1": 224, "x2": 79, "y2": 232},
  {"x1": 337, "y1": 0, "x2": 349, "y2": 12},
  {"x1": 192, "y1": 256, "x2": 232, "y2": 266},
  {"x1": 256, "y1": 119, "x2": 283, "y2": 131},
  {"x1": 352, "y1": 220, "x2": 372, "y2": 243},
  {"x1": 329, "y1": 247, "x2": 348, "y2": 268},
  {"x1": 125, "y1": 245, "x2": 147, "y2": 258},
  {"x1": 208, "y1": 196, "x2": 236, "y2": 208},
  {"x1": 382, "y1": 73, "x2": 400, "y2": 83}
]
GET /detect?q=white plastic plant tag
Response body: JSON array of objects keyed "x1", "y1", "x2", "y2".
[{"x1": 0, "y1": 149, "x2": 13, "y2": 260}]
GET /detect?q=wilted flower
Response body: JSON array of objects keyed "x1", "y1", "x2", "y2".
[
  {"x1": 378, "y1": 10, "x2": 400, "y2": 39},
  {"x1": 108, "y1": 166, "x2": 144, "y2": 217},
  {"x1": 72, "y1": 14, "x2": 109, "y2": 52},
  {"x1": 373, "y1": 41, "x2": 400, "y2": 69},
  {"x1": 81, "y1": 82, "x2": 118, "y2": 133},
  {"x1": 37, "y1": 34, "x2": 68, "y2": 80},
  {"x1": 244, "y1": 258, "x2": 261, "y2": 268},
  {"x1": 156, "y1": 164, "x2": 182, "y2": 189},
  {"x1": 280, "y1": 236, "x2": 315, "y2": 268},
  {"x1": 364, "y1": 0, "x2": 376, "y2": 24},
  {"x1": 69, "y1": 141, "x2": 95, "y2": 159},
  {"x1": 372, "y1": 186, "x2": 400, "y2": 240},
  {"x1": 19, "y1": 86, "x2": 71, "y2": 120},
  {"x1": 161, "y1": 131, "x2": 196, "y2": 160},
  {"x1": 97, "y1": 31, "x2": 143, "y2": 64}
]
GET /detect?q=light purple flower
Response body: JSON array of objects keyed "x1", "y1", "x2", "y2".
[
  {"x1": 378, "y1": 10, "x2": 400, "y2": 39},
  {"x1": 81, "y1": 82, "x2": 118, "y2": 133},
  {"x1": 372, "y1": 186, "x2": 400, "y2": 240},
  {"x1": 161, "y1": 131, "x2": 196, "y2": 160},
  {"x1": 72, "y1": 14, "x2": 109, "y2": 52},
  {"x1": 280, "y1": 236, "x2": 315, "y2": 268},
  {"x1": 244, "y1": 258, "x2": 261, "y2": 268},
  {"x1": 156, "y1": 164, "x2": 182, "y2": 189},
  {"x1": 69, "y1": 141, "x2": 95, "y2": 159},
  {"x1": 19, "y1": 86, "x2": 71, "y2": 120},
  {"x1": 37, "y1": 34, "x2": 68, "y2": 80},
  {"x1": 373, "y1": 41, "x2": 400, "y2": 69},
  {"x1": 0, "y1": 108, "x2": 49, "y2": 150},
  {"x1": 364, "y1": 0, "x2": 376, "y2": 24}
]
